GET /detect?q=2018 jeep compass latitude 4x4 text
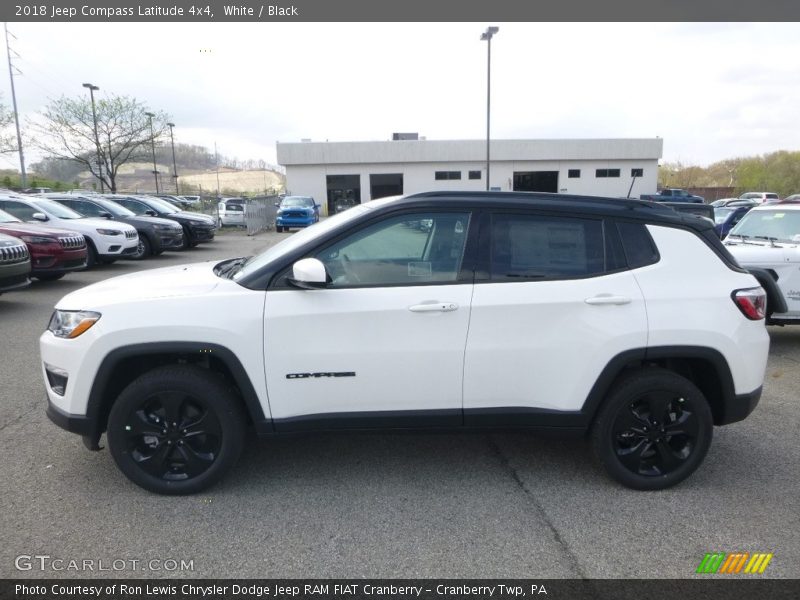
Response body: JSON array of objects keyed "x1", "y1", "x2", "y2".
[{"x1": 41, "y1": 192, "x2": 769, "y2": 494}]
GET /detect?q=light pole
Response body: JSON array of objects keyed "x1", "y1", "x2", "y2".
[
  {"x1": 480, "y1": 26, "x2": 499, "y2": 191},
  {"x1": 167, "y1": 122, "x2": 179, "y2": 194},
  {"x1": 144, "y1": 111, "x2": 159, "y2": 193},
  {"x1": 82, "y1": 83, "x2": 103, "y2": 193}
]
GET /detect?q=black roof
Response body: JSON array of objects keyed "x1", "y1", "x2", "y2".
[{"x1": 397, "y1": 191, "x2": 708, "y2": 229}]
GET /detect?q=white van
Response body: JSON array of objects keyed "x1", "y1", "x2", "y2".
[{"x1": 216, "y1": 197, "x2": 245, "y2": 227}]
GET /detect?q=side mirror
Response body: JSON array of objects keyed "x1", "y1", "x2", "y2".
[
  {"x1": 31, "y1": 212, "x2": 48, "y2": 222},
  {"x1": 274, "y1": 203, "x2": 281, "y2": 208},
  {"x1": 99, "y1": 211, "x2": 112, "y2": 219},
  {"x1": 145, "y1": 210, "x2": 157, "y2": 216},
  {"x1": 287, "y1": 258, "x2": 327, "y2": 290}
]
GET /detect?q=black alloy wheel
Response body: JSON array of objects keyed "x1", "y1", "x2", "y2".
[
  {"x1": 107, "y1": 366, "x2": 245, "y2": 494},
  {"x1": 592, "y1": 368, "x2": 713, "y2": 490}
]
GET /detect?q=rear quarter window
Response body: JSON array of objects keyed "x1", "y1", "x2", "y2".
[{"x1": 616, "y1": 221, "x2": 659, "y2": 268}]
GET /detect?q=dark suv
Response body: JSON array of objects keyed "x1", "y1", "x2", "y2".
[
  {"x1": 0, "y1": 208, "x2": 87, "y2": 280},
  {"x1": 47, "y1": 195, "x2": 184, "y2": 260},
  {"x1": 0, "y1": 232, "x2": 31, "y2": 293},
  {"x1": 104, "y1": 195, "x2": 215, "y2": 249}
]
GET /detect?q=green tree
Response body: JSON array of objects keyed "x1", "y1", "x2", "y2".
[{"x1": 30, "y1": 94, "x2": 170, "y2": 193}]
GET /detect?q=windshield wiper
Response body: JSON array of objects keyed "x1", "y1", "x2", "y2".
[
  {"x1": 753, "y1": 236, "x2": 778, "y2": 247},
  {"x1": 214, "y1": 256, "x2": 249, "y2": 279}
]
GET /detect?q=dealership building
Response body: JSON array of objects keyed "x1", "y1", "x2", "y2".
[{"x1": 276, "y1": 136, "x2": 663, "y2": 216}]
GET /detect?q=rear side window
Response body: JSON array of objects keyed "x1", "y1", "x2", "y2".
[
  {"x1": 490, "y1": 214, "x2": 606, "y2": 280},
  {"x1": 616, "y1": 222, "x2": 659, "y2": 268}
]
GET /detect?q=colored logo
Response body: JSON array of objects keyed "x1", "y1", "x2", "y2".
[{"x1": 696, "y1": 552, "x2": 773, "y2": 574}]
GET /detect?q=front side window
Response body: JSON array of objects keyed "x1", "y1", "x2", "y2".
[
  {"x1": 115, "y1": 199, "x2": 148, "y2": 215},
  {"x1": 315, "y1": 212, "x2": 471, "y2": 287},
  {"x1": 0, "y1": 200, "x2": 38, "y2": 221},
  {"x1": 490, "y1": 214, "x2": 606, "y2": 280}
]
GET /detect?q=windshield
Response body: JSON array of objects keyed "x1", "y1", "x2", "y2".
[
  {"x1": 233, "y1": 203, "x2": 374, "y2": 280},
  {"x1": 143, "y1": 197, "x2": 179, "y2": 213},
  {"x1": 31, "y1": 198, "x2": 84, "y2": 219},
  {"x1": 95, "y1": 198, "x2": 136, "y2": 217},
  {"x1": 0, "y1": 208, "x2": 21, "y2": 223},
  {"x1": 729, "y1": 210, "x2": 800, "y2": 243},
  {"x1": 714, "y1": 208, "x2": 734, "y2": 224},
  {"x1": 281, "y1": 196, "x2": 314, "y2": 208}
]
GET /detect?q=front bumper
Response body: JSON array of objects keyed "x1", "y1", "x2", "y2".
[
  {"x1": 154, "y1": 231, "x2": 184, "y2": 251},
  {"x1": 0, "y1": 260, "x2": 32, "y2": 292},
  {"x1": 31, "y1": 247, "x2": 87, "y2": 276},
  {"x1": 277, "y1": 215, "x2": 316, "y2": 227},
  {"x1": 188, "y1": 226, "x2": 216, "y2": 242}
]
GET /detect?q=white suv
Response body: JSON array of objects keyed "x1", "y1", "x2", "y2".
[
  {"x1": 0, "y1": 195, "x2": 138, "y2": 266},
  {"x1": 723, "y1": 202, "x2": 800, "y2": 325},
  {"x1": 41, "y1": 192, "x2": 769, "y2": 494}
]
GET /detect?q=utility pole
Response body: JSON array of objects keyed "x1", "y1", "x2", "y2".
[
  {"x1": 82, "y1": 83, "x2": 103, "y2": 192},
  {"x1": 214, "y1": 141, "x2": 221, "y2": 199},
  {"x1": 167, "y1": 122, "x2": 179, "y2": 194},
  {"x1": 480, "y1": 26, "x2": 499, "y2": 191},
  {"x1": 144, "y1": 112, "x2": 159, "y2": 193},
  {"x1": 5, "y1": 24, "x2": 26, "y2": 188}
]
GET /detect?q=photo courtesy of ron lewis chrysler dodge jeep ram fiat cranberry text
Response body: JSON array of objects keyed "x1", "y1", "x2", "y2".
[{"x1": 41, "y1": 192, "x2": 769, "y2": 494}]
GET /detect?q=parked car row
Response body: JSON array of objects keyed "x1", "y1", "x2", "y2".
[{"x1": 0, "y1": 191, "x2": 216, "y2": 296}]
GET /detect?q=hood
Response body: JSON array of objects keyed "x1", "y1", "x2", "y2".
[
  {"x1": 0, "y1": 222, "x2": 82, "y2": 238},
  {"x1": 724, "y1": 240, "x2": 797, "y2": 264},
  {"x1": 136, "y1": 215, "x2": 182, "y2": 228},
  {"x1": 177, "y1": 211, "x2": 215, "y2": 224},
  {"x1": 59, "y1": 217, "x2": 138, "y2": 233},
  {"x1": 55, "y1": 261, "x2": 226, "y2": 309}
]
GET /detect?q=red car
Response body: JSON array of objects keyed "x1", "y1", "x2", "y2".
[{"x1": 0, "y1": 208, "x2": 87, "y2": 280}]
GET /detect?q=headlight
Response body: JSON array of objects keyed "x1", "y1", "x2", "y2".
[
  {"x1": 19, "y1": 235, "x2": 55, "y2": 244},
  {"x1": 96, "y1": 228, "x2": 121, "y2": 236},
  {"x1": 47, "y1": 310, "x2": 101, "y2": 339},
  {"x1": 153, "y1": 223, "x2": 176, "y2": 231}
]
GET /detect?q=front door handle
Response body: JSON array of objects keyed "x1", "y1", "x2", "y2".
[
  {"x1": 584, "y1": 295, "x2": 631, "y2": 306},
  {"x1": 409, "y1": 302, "x2": 459, "y2": 313}
]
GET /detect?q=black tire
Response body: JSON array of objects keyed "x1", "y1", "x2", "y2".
[
  {"x1": 34, "y1": 273, "x2": 65, "y2": 281},
  {"x1": 189, "y1": 240, "x2": 200, "y2": 248},
  {"x1": 107, "y1": 365, "x2": 246, "y2": 495},
  {"x1": 276, "y1": 226, "x2": 283, "y2": 232},
  {"x1": 591, "y1": 368, "x2": 713, "y2": 490},
  {"x1": 131, "y1": 235, "x2": 151, "y2": 260},
  {"x1": 85, "y1": 241, "x2": 98, "y2": 268},
  {"x1": 180, "y1": 228, "x2": 192, "y2": 250}
]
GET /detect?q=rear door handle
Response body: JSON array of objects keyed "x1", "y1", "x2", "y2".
[
  {"x1": 584, "y1": 295, "x2": 631, "y2": 306},
  {"x1": 409, "y1": 302, "x2": 459, "y2": 313}
]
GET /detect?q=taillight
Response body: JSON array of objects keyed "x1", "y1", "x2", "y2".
[{"x1": 732, "y1": 287, "x2": 766, "y2": 320}]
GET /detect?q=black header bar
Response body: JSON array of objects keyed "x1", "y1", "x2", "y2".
[{"x1": 2, "y1": 0, "x2": 800, "y2": 22}]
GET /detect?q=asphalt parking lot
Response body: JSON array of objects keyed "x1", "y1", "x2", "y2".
[{"x1": 1, "y1": 228, "x2": 798, "y2": 579}]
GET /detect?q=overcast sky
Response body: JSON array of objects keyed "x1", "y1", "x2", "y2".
[{"x1": 3, "y1": 22, "x2": 799, "y2": 171}]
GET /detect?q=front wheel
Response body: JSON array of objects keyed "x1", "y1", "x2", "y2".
[
  {"x1": 591, "y1": 368, "x2": 713, "y2": 490},
  {"x1": 131, "y1": 235, "x2": 151, "y2": 260},
  {"x1": 107, "y1": 365, "x2": 246, "y2": 495}
]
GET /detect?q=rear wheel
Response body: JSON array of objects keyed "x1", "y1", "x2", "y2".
[
  {"x1": 276, "y1": 226, "x2": 283, "y2": 232},
  {"x1": 591, "y1": 368, "x2": 713, "y2": 490},
  {"x1": 107, "y1": 365, "x2": 246, "y2": 495}
]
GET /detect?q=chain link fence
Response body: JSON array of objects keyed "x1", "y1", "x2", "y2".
[{"x1": 243, "y1": 196, "x2": 279, "y2": 235}]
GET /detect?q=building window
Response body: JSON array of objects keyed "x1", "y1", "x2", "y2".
[
  {"x1": 568, "y1": 169, "x2": 580, "y2": 178},
  {"x1": 596, "y1": 168, "x2": 621, "y2": 178},
  {"x1": 631, "y1": 168, "x2": 644, "y2": 177},
  {"x1": 468, "y1": 170, "x2": 481, "y2": 180},
  {"x1": 435, "y1": 171, "x2": 462, "y2": 180}
]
